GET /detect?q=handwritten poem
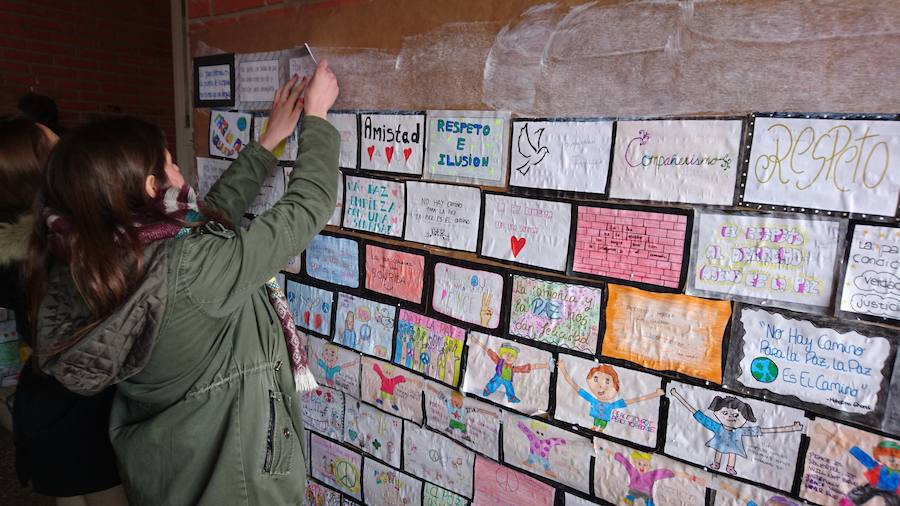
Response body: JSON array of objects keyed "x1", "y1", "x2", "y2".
[
  {"x1": 343, "y1": 175, "x2": 405, "y2": 237},
  {"x1": 405, "y1": 182, "x2": 481, "y2": 252},
  {"x1": 365, "y1": 244, "x2": 425, "y2": 304},
  {"x1": 238, "y1": 59, "x2": 279, "y2": 104},
  {"x1": 480, "y1": 194, "x2": 572, "y2": 271},
  {"x1": 197, "y1": 64, "x2": 231, "y2": 102},
  {"x1": 426, "y1": 110, "x2": 509, "y2": 186},
  {"x1": 508, "y1": 275, "x2": 602, "y2": 354},
  {"x1": 840, "y1": 224, "x2": 900, "y2": 321},
  {"x1": 305, "y1": 234, "x2": 359, "y2": 288}
]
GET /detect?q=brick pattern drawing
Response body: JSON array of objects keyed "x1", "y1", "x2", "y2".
[{"x1": 573, "y1": 206, "x2": 688, "y2": 289}]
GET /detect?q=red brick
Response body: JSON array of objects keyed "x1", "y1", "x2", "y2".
[
  {"x1": 3, "y1": 48, "x2": 52, "y2": 64},
  {"x1": 0, "y1": 59, "x2": 29, "y2": 73},
  {"x1": 188, "y1": 0, "x2": 212, "y2": 18},
  {"x1": 54, "y1": 55, "x2": 97, "y2": 70},
  {"x1": 212, "y1": 0, "x2": 267, "y2": 15}
]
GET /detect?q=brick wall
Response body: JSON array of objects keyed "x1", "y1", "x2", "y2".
[{"x1": 0, "y1": 0, "x2": 175, "y2": 143}]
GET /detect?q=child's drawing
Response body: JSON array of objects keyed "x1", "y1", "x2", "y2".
[
  {"x1": 360, "y1": 356, "x2": 424, "y2": 423},
  {"x1": 308, "y1": 335, "x2": 360, "y2": 396},
  {"x1": 425, "y1": 382, "x2": 501, "y2": 459},
  {"x1": 462, "y1": 332, "x2": 553, "y2": 413}
]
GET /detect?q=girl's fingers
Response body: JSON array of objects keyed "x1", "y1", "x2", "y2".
[{"x1": 287, "y1": 76, "x2": 308, "y2": 107}]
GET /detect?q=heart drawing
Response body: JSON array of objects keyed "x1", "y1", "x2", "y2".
[
  {"x1": 367, "y1": 145, "x2": 375, "y2": 161},
  {"x1": 385, "y1": 146, "x2": 394, "y2": 163},
  {"x1": 510, "y1": 236, "x2": 526, "y2": 257},
  {"x1": 403, "y1": 147, "x2": 412, "y2": 161}
]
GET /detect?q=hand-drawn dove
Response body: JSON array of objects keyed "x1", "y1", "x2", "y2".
[{"x1": 514, "y1": 123, "x2": 549, "y2": 176}]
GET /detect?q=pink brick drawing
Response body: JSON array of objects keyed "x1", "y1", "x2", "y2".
[{"x1": 572, "y1": 206, "x2": 690, "y2": 289}]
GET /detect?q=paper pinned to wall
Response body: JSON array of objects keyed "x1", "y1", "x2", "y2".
[
  {"x1": 743, "y1": 116, "x2": 900, "y2": 217},
  {"x1": 711, "y1": 476, "x2": 798, "y2": 506},
  {"x1": 363, "y1": 457, "x2": 423, "y2": 506},
  {"x1": 238, "y1": 59, "x2": 279, "y2": 104},
  {"x1": 564, "y1": 493, "x2": 602, "y2": 506},
  {"x1": 462, "y1": 332, "x2": 554, "y2": 414},
  {"x1": 508, "y1": 274, "x2": 603, "y2": 354},
  {"x1": 665, "y1": 381, "x2": 807, "y2": 492},
  {"x1": 300, "y1": 385, "x2": 345, "y2": 440},
  {"x1": 687, "y1": 212, "x2": 843, "y2": 310},
  {"x1": 196, "y1": 157, "x2": 230, "y2": 199},
  {"x1": 306, "y1": 479, "x2": 342, "y2": 506},
  {"x1": 305, "y1": 234, "x2": 360, "y2": 289},
  {"x1": 364, "y1": 243, "x2": 426, "y2": 305},
  {"x1": 502, "y1": 411, "x2": 593, "y2": 493},
  {"x1": 608, "y1": 119, "x2": 742, "y2": 205},
  {"x1": 431, "y1": 261, "x2": 503, "y2": 329},
  {"x1": 196, "y1": 157, "x2": 285, "y2": 215},
  {"x1": 603, "y1": 285, "x2": 731, "y2": 383},
  {"x1": 726, "y1": 306, "x2": 894, "y2": 419},
  {"x1": 800, "y1": 418, "x2": 900, "y2": 505},
  {"x1": 393, "y1": 309, "x2": 465, "y2": 386},
  {"x1": 343, "y1": 175, "x2": 406, "y2": 238},
  {"x1": 327, "y1": 112, "x2": 359, "y2": 169},
  {"x1": 343, "y1": 400, "x2": 403, "y2": 468},
  {"x1": 555, "y1": 354, "x2": 663, "y2": 448},
  {"x1": 329, "y1": 174, "x2": 344, "y2": 226},
  {"x1": 333, "y1": 292, "x2": 395, "y2": 360},
  {"x1": 208, "y1": 110, "x2": 252, "y2": 159},
  {"x1": 424, "y1": 381, "x2": 501, "y2": 459},
  {"x1": 197, "y1": 63, "x2": 232, "y2": 102},
  {"x1": 308, "y1": 335, "x2": 359, "y2": 397},
  {"x1": 360, "y1": 356, "x2": 424, "y2": 423},
  {"x1": 480, "y1": 194, "x2": 572, "y2": 272},
  {"x1": 360, "y1": 112, "x2": 425, "y2": 175},
  {"x1": 403, "y1": 422, "x2": 475, "y2": 498},
  {"x1": 572, "y1": 205, "x2": 690, "y2": 290},
  {"x1": 593, "y1": 438, "x2": 708, "y2": 506},
  {"x1": 404, "y1": 181, "x2": 482, "y2": 252},
  {"x1": 425, "y1": 110, "x2": 510, "y2": 186},
  {"x1": 509, "y1": 119, "x2": 613, "y2": 194},
  {"x1": 252, "y1": 114, "x2": 298, "y2": 162},
  {"x1": 839, "y1": 223, "x2": 900, "y2": 322},
  {"x1": 423, "y1": 483, "x2": 467, "y2": 506},
  {"x1": 473, "y1": 456, "x2": 555, "y2": 506},
  {"x1": 286, "y1": 280, "x2": 333, "y2": 337},
  {"x1": 309, "y1": 433, "x2": 363, "y2": 500}
]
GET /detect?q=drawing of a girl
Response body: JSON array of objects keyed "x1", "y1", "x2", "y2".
[
  {"x1": 342, "y1": 311, "x2": 357, "y2": 348},
  {"x1": 669, "y1": 388, "x2": 803, "y2": 475}
]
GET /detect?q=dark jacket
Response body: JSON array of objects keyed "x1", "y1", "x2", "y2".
[
  {"x1": 0, "y1": 213, "x2": 31, "y2": 345},
  {"x1": 36, "y1": 116, "x2": 340, "y2": 505}
]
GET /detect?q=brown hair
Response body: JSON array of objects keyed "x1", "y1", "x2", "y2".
[
  {"x1": 0, "y1": 116, "x2": 54, "y2": 214},
  {"x1": 26, "y1": 117, "x2": 171, "y2": 355},
  {"x1": 586, "y1": 364, "x2": 620, "y2": 392}
]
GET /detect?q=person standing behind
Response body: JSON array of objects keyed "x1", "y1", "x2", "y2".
[
  {"x1": 28, "y1": 60, "x2": 340, "y2": 506},
  {"x1": 0, "y1": 116, "x2": 127, "y2": 505}
]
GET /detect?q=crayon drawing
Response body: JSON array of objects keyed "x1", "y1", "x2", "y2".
[
  {"x1": 393, "y1": 309, "x2": 465, "y2": 386},
  {"x1": 309, "y1": 433, "x2": 362, "y2": 500},
  {"x1": 502, "y1": 412, "x2": 593, "y2": 492},
  {"x1": 286, "y1": 281, "x2": 333, "y2": 336},
  {"x1": 343, "y1": 400, "x2": 403, "y2": 468},
  {"x1": 462, "y1": 332, "x2": 553, "y2": 413},
  {"x1": 363, "y1": 457, "x2": 423, "y2": 506},
  {"x1": 360, "y1": 356, "x2": 424, "y2": 423},
  {"x1": 333, "y1": 293, "x2": 396, "y2": 360},
  {"x1": 308, "y1": 334, "x2": 360, "y2": 396},
  {"x1": 300, "y1": 386, "x2": 345, "y2": 440},
  {"x1": 403, "y1": 422, "x2": 475, "y2": 498},
  {"x1": 425, "y1": 381, "x2": 501, "y2": 459}
]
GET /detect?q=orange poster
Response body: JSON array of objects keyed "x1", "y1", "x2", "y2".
[{"x1": 602, "y1": 284, "x2": 731, "y2": 383}]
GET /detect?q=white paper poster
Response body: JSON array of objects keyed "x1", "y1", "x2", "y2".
[
  {"x1": 360, "y1": 113, "x2": 425, "y2": 175},
  {"x1": 688, "y1": 212, "x2": 842, "y2": 309},
  {"x1": 343, "y1": 175, "x2": 405, "y2": 237},
  {"x1": 555, "y1": 354, "x2": 663, "y2": 448},
  {"x1": 734, "y1": 307, "x2": 891, "y2": 415},
  {"x1": 300, "y1": 385, "x2": 345, "y2": 439},
  {"x1": 238, "y1": 59, "x2": 279, "y2": 103},
  {"x1": 197, "y1": 157, "x2": 285, "y2": 215},
  {"x1": 360, "y1": 356, "x2": 423, "y2": 423},
  {"x1": 425, "y1": 110, "x2": 510, "y2": 186},
  {"x1": 423, "y1": 483, "x2": 468, "y2": 506},
  {"x1": 363, "y1": 457, "x2": 423, "y2": 506},
  {"x1": 285, "y1": 281, "x2": 333, "y2": 336},
  {"x1": 310, "y1": 433, "x2": 363, "y2": 500},
  {"x1": 609, "y1": 119, "x2": 741, "y2": 205},
  {"x1": 333, "y1": 292, "x2": 396, "y2": 360},
  {"x1": 403, "y1": 422, "x2": 475, "y2": 498},
  {"x1": 711, "y1": 476, "x2": 799, "y2": 506},
  {"x1": 424, "y1": 381, "x2": 501, "y2": 459},
  {"x1": 565, "y1": 493, "x2": 602, "y2": 506},
  {"x1": 744, "y1": 116, "x2": 900, "y2": 216},
  {"x1": 509, "y1": 119, "x2": 614, "y2": 194},
  {"x1": 665, "y1": 381, "x2": 807, "y2": 492},
  {"x1": 404, "y1": 182, "x2": 481, "y2": 252},
  {"x1": 209, "y1": 110, "x2": 251, "y2": 159},
  {"x1": 308, "y1": 335, "x2": 360, "y2": 396},
  {"x1": 197, "y1": 64, "x2": 231, "y2": 102},
  {"x1": 343, "y1": 400, "x2": 403, "y2": 468},
  {"x1": 196, "y1": 156, "x2": 230, "y2": 199},
  {"x1": 502, "y1": 412, "x2": 592, "y2": 493},
  {"x1": 840, "y1": 224, "x2": 900, "y2": 321},
  {"x1": 480, "y1": 194, "x2": 572, "y2": 271},
  {"x1": 327, "y1": 112, "x2": 359, "y2": 169},
  {"x1": 461, "y1": 332, "x2": 553, "y2": 414},
  {"x1": 252, "y1": 114, "x2": 298, "y2": 162},
  {"x1": 431, "y1": 262, "x2": 503, "y2": 329},
  {"x1": 593, "y1": 439, "x2": 709, "y2": 506}
]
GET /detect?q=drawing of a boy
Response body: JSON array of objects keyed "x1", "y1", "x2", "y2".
[
  {"x1": 312, "y1": 344, "x2": 355, "y2": 388},
  {"x1": 558, "y1": 361, "x2": 663, "y2": 432},
  {"x1": 602, "y1": 448, "x2": 699, "y2": 506},
  {"x1": 669, "y1": 388, "x2": 803, "y2": 475},
  {"x1": 840, "y1": 441, "x2": 900, "y2": 506},
  {"x1": 469, "y1": 335, "x2": 548, "y2": 403},
  {"x1": 426, "y1": 384, "x2": 496, "y2": 441},
  {"x1": 372, "y1": 363, "x2": 419, "y2": 412},
  {"x1": 516, "y1": 420, "x2": 566, "y2": 478}
]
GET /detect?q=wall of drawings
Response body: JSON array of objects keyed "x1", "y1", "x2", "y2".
[{"x1": 192, "y1": 49, "x2": 900, "y2": 506}]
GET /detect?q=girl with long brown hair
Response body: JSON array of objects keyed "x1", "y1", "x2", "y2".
[{"x1": 27, "y1": 60, "x2": 340, "y2": 505}]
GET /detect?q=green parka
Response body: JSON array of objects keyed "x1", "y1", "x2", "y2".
[{"x1": 37, "y1": 116, "x2": 340, "y2": 505}]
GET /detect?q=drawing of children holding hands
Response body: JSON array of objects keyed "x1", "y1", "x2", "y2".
[
  {"x1": 426, "y1": 384, "x2": 496, "y2": 441},
  {"x1": 598, "y1": 446, "x2": 702, "y2": 506},
  {"x1": 468, "y1": 335, "x2": 548, "y2": 403},
  {"x1": 669, "y1": 388, "x2": 803, "y2": 475},
  {"x1": 312, "y1": 344, "x2": 355, "y2": 388},
  {"x1": 558, "y1": 360, "x2": 663, "y2": 432},
  {"x1": 517, "y1": 420, "x2": 566, "y2": 479},
  {"x1": 372, "y1": 362, "x2": 420, "y2": 412}
]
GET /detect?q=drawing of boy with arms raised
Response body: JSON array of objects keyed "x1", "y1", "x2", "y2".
[
  {"x1": 468, "y1": 335, "x2": 548, "y2": 404},
  {"x1": 426, "y1": 384, "x2": 497, "y2": 441},
  {"x1": 311, "y1": 343, "x2": 356, "y2": 388}
]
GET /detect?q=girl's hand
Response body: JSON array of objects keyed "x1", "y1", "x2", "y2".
[
  {"x1": 260, "y1": 75, "x2": 307, "y2": 152},
  {"x1": 303, "y1": 59, "x2": 339, "y2": 118}
]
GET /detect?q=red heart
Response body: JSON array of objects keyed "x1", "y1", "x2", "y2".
[
  {"x1": 510, "y1": 236, "x2": 526, "y2": 257},
  {"x1": 367, "y1": 145, "x2": 375, "y2": 161},
  {"x1": 385, "y1": 146, "x2": 394, "y2": 163},
  {"x1": 403, "y1": 147, "x2": 412, "y2": 161},
  {"x1": 303, "y1": 311, "x2": 311, "y2": 325},
  {"x1": 314, "y1": 314, "x2": 323, "y2": 329}
]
